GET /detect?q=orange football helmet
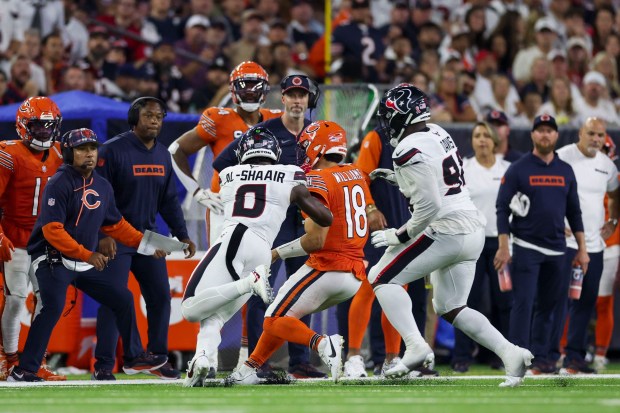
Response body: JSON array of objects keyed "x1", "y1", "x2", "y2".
[
  {"x1": 229, "y1": 61, "x2": 270, "y2": 112},
  {"x1": 16, "y1": 96, "x2": 62, "y2": 151},
  {"x1": 298, "y1": 120, "x2": 348, "y2": 170}
]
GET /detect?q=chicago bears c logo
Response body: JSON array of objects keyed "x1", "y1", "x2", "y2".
[{"x1": 81, "y1": 189, "x2": 101, "y2": 209}]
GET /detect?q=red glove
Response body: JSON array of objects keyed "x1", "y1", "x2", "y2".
[{"x1": 0, "y1": 233, "x2": 15, "y2": 261}]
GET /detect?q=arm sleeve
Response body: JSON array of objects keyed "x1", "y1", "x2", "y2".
[
  {"x1": 158, "y1": 159, "x2": 190, "y2": 240},
  {"x1": 101, "y1": 217, "x2": 143, "y2": 248},
  {"x1": 565, "y1": 170, "x2": 584, "y2": 233},
  {"x1": 496, "y1": 166, "x2": 517, "y2": 235},
  {"x1": 399, "y1": 160, "x2": 442, "y2": 240},
  {"x1": 42, "y1": 222, "x2": 92, "y2": 262},
  {"x1": 212, "y1": 139, "x2": 240, "y2": 173}
]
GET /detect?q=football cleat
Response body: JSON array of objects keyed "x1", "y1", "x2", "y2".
[
  {"x1": 318, "y1": 334, "x2": 344, "y2": 383},
  {"x1": 37, "y1": 364, "x2": 66, "y2": 381},
  {"x1": 287, "y1": 363, "x2": 327, "y2": 379},
  {"x1": 184, "y1": 351, "x2": 211, "y2": 387},
  {"x1": 344, "y1": 355, "x2": 367, "y2": 378},
  {"x1": 249, "y1": 265, "x2": 273, "y2": 304},
  {"x1": 224, "y1": 364, "x2": 260, "y2": 386},
  {"x1": 123, "y1": 352, "x2": 167, "y2": 375},
  {"x1": 384, "y1": 343, "x2": 434, "y2": 378},
  {"x1": 499, "y1": 345, "x2": 533, "y2": 387}
]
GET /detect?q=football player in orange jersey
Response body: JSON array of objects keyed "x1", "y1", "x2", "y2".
[
  {"x1": 169, "y1": 60, "x2": 282, "y2": 242},
  {"x1": 226, "y1": 120, "x2": 376, "y2": 384},
  {"x1": 0, "y1": 97, "x2": 66, "y2": 381}
]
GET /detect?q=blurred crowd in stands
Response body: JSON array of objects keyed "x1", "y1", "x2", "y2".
[{"x1": 1, "y1": 0, "x2": 620, "y2": 122}]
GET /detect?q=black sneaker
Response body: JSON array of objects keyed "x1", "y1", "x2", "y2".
[
  {"x1": 414, "y1": 366, "x2": 439, "y2": 376},
  {"x1": 146, "y1": 362, "x2": 181, "y2": 380},
  {"x1": 7, "y1": 366, "x2": 44, "y2": 382},
  {"x1": 451, "y1": 361, "x2": 470, "y2": 373},
  {"x1": 123, "y1": 352, "x2": 167, "y2": 375},
  {"x1": 92, "y1": 369, "x2": 116, "y2": 381},
  {"x1": 288, "y1": 362, "x2": 328, "y2": 379},
  {"x1": 562, "y1": 359, "x2": 597, "y2": 374}
]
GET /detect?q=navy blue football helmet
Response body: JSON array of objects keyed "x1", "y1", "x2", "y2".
[
  {"x1": 236, "y1": 126, "x2": 282, "y2": 164},
  {"x1": 377, "y1": 83, "x2": 431, "y2": 146}
]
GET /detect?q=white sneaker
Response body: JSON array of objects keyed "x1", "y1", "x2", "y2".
[
  {"x1": 385, "y1": 343, "x2": 434, "y2": 378},
  {"x1": 183, "y1": 351, "x2": 210, "y2": 388},
  {"x1": 225, "y1": 364, "x2": 260, "y2": 386},
  {"x1": 344, "y1": 355, "x2": 367, "y2": 378},
  {"x1": 593, "y1": 355, "x2": 609, "y2": 372},
  {"x1": 249, "y1": 265, "x2": 273, "y2": 304},
  {"x1": 318, "y1": 334, "x2": 344, "y2": 382},
  {"x1": 380, "y1": 357, "x2": 401, "y2": 377},
  {"x1": 499, "y1": 345, "x2": 533, "y2": 388}
]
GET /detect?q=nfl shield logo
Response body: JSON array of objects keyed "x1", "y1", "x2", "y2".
[
  {"x1": 48, "y1": 198, "x2": 55, "y2": 206},
  {"x1": 42, "y1": 166, "x2": 47, "y2": 172}
]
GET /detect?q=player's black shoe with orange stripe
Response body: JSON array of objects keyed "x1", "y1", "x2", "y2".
[
  {"x1": 123, "y1": 352, "x2": 167, "y2": 375},
  {"x1": 7, "y1": 366, "x2": 44, "y2": 382}
]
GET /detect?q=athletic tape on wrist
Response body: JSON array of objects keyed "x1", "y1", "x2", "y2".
[{"x1": 275, "y1": 238, "x2": 306, "y2": 260}]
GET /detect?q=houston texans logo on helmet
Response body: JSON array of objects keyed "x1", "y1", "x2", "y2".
[{"x1": 385, "y1": 88, "x2": 413, "y2": 114}]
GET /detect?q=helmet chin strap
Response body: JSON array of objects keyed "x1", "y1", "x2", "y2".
[{"x1": 389, "y1": 128, "x2": 405, "y2": 147}]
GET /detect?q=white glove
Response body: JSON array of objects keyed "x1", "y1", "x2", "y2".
[
  {"x1": 509, "y1": 192, "x2": 530, "y2": 217},
  {"x1": 369, "y1": 168, "x2": 399, "y2": 186},
  {"x1": 194, "y1": 188, "x2": 224, "y2": 215},
  {"x1": 371, "y1": 229, "x2": 402, "y2": 248}
]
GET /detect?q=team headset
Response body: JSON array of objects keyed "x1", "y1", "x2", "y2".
[
  {"x1": 280, "y1": 75, "x2": 321, "y2": 109},
  {"x1": 127, "y1": 96, "x2": 168, "y2": 127}
]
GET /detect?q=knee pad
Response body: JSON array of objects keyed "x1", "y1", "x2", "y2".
[
  {"x1": 2, "y1": 295, "x2": 27, "y2": 317},
  {"x1": 181, "y1": 298, "x2": 200, "y2": 323}
]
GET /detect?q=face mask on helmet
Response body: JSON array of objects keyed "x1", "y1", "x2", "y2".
[
  {"x1": 232, "y1": 79, "x2": 268, "y2": 112},
  {"x1": 229, "y1": 61, "x2": 270, "y2": 112}
]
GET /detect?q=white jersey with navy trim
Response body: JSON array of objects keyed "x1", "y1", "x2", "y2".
[
  {"x1": 219, "y1": 164, "x2": 306, "y2": 245},
  {"x1": 392, "y1": 123, "x2": 485, "y2": 239}
]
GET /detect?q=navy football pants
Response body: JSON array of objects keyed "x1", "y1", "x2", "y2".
[
  {"x1": 549, "y1": 248, "x2": 603, "y2": 363},
  {"x1": 508, "y1": 244, "x2": 565, "y2": 361},
  {"x1": 21, "y1": 258, "x2": 143, "y2": 373},
  {"x1": 94, "y1": 245, "x2": 170, "y2": 370}
]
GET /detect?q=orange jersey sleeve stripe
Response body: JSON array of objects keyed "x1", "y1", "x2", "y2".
[
  {"x1": 101, "y1": 217, "x2": 143, "y2": 249},
  {"x1": 42, "y1": 222, "x2": 92, "y2": 262},
  {"x1": 271, "y1": 268, "x2": 324, "y2": 317}
]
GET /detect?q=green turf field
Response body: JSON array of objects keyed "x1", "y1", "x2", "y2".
[{"x1": 1, "y1": 364, "x2": 620, "y2": 413}]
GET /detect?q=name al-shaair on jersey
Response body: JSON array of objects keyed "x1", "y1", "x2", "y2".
[
  {"x1": 219, "y1": 164, "x2": 306, "y2": 246},
  {"x1": 392, "y1": 123, "x2": 485, "y2": 236}
]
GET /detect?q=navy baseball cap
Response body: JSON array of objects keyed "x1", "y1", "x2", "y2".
[
  {"x1": 532, "y1": 114, "x2": 558, "y2": 131},
  {"x1": 486, "y1": 110, "x2": 509, "y2": 125},
  {"x1": 281, "y1": 75, "x2": 312, "y2": 94}
]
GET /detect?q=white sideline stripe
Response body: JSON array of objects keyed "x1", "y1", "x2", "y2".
[
  {"x1": 2, "y1": 374, "x2": 620, "y2": 388},
  {"x1": 0, "y1": 379, "x2": 184, "y2": 388}
]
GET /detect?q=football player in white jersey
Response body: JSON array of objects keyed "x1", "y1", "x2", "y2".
[
  {"x1": 180, "y1": 126, "x2": 332, "y2": 387},
  {"x1": 368, "y1": 84, "x2": 533, "y2": 387}
]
